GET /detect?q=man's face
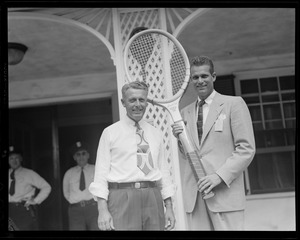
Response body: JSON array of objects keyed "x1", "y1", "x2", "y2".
[
  {"x1": 9, "y1": 154, "x2": 22, "y2": 169},
  {"x1": 190, "y1": 65, "x2": 216, "y2": 100},
  {"x1": 73, "y1": 150, "x2": 89, "y2": 167},
  {"x1": 121, "y1": 88, "x2": 148, "y2": 122}
]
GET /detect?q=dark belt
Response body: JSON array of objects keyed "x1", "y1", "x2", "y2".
[
  {"x1": 9, "y1": 201, "x2": 26, "y2": 207},
  {"x1": 70, "y1": 199, "x2": 95, "y2": 207},
  {"x1": 108, "y1": 181, "x2": 157, "y2": 189}
]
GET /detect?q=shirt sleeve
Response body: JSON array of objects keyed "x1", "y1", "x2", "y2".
[
  {"x1": 157, "y1": 131, "x2": 176, "y2": 200},
  {"x1": 88, "y1": 128, "x2": 111, "y2": 201},
  {"x1": 62, "y1": 169, "x2": 71, "y2": 203},
  {"x1": 30, "y1": 170, "x2": 51, "y2": 204}
]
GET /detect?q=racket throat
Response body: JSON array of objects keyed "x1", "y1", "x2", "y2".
[{"x1": 154, "y1": 97, "x2": 182, "y2": 122}]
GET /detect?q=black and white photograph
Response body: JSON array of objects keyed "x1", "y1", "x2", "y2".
[{"x1": 1, "y1": 4, "x2": 296, "y2": 237}]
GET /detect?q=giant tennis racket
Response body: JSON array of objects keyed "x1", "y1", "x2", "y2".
[{"x1": 124, "y1": 29, "x2": 214, "y2": 199}]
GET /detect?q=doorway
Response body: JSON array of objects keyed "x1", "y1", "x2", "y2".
[{"x1": 9, "y1": 98, "x2": 113, "y2": 230}]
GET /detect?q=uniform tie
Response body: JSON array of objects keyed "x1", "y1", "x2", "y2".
[
  {"x1": 9, "y1": 170, "x2": 16, "y2": 196},
  {"x1": 197, "y1": 100, "x2": 206, "y2": 144},
  {"x1": 79, "y1": 167, "x2": 85, "y2": 191},
  {"x1": 135, "y1": 122, "x2": 154, "y2": 175}
]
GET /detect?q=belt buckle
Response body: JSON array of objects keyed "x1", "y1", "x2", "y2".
[
  {"x1": 134, "y1": 182, "x2": 141, "y2": 189},
  {"x1": 80, "y1": 201, "x2": 85, "y2": 207}
]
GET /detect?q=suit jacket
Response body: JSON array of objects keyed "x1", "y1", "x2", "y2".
[{"x1": 180, "y1": 91, "x2": 255, "y2": 213}]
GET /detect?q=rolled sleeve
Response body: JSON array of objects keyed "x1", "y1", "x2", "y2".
[
  {"x1": 31, "y1": 171, "x2": 51, "y2": 204},
  {"x1": 158, "y1": 135, "x2": 176, "y2": 200},
  {"x1": 88, "y1": 128, "x2": 111, "y2": 201}
]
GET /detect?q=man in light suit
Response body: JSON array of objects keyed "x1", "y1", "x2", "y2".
[{"x1": 172, "y1": 56, "x2": 255, "y2": 230}]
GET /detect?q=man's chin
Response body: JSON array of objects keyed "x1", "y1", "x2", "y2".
[{"x1": 131, "y1": 113, "x2": 143, "y2": 121}]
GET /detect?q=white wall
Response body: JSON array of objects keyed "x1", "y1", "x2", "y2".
[{"x1": 245, "y1": 193, "x2": 295, "y2": 231}]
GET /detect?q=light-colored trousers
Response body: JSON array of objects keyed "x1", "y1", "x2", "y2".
[
  {"x1": 186, "y1": 191, "x2": 244, "y2": 230},
  {"x1": 108, "y1": 187, "x2": 165, "y2": 230}
]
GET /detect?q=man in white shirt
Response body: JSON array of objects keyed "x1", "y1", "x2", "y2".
[
  {"x1": 8, "y1": 146, "x2": 52, "y2": 230},
  {"x1": 63, "y1": 141, "x2": 98, "y2": 230},
  {"x1": 89, "y1": 81, "x2": 176, "y2": 230}
]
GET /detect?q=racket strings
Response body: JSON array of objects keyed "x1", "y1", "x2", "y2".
[{"x1": 126, "y1": 32, "x2": 187, "y2": 100}]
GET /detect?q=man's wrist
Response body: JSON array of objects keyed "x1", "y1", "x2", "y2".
[{"x1": 164, "y1": 197, "x2": 173, "y2": 208}]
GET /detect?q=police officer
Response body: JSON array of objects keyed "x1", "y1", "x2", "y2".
[
  {"x1": 63, "y1": 141, "x2": 98, "y2": 230},
  {"x1": 8, "y1": 145, "x2": 52, "y2": 230}
]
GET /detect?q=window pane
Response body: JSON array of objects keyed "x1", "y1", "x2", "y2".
[
  {"x1": 241, "y1": 79, "x2": 258, "y2": 94},
  {"x1": 263, "y1": 104, "x2": 282, "y2": 120},
  {"x1": 243, "y1": 96, "x2": 260, "y2": 104},
  {"x1": 286, "y1": 128, "x2": 296, "y2": 145},
  {"x1": 282, "y1": 92, "x2": 295, "y2": 101},
  {"x1": 249, "y1": 106, "x2": 262, "y2": 121},
  {"x1": 265, "y1": 120, "x2": 283, "y2": 130},
  {"x1": 260, "y1": 77, "x2": 278, "y2": 92},
  {"x1": 286, "y1": 120, "x2": 296, "y2": 129},
  {"x1": 254, "y1": 131, "x2": 266, "y2": 148},
  {"x1": 248, "y1": 152, "x2": 295, "y2": 194},
  {"x1": 264, "y1": 129, "x2": 287, "y2": 147},
  {"x1": 253, "y1": 122, "x2": 264, "y2": 131},
  {"x1": 279, "y1": 75, "x2": 295, "y2": 90},
  {"x1": 283, "y1": 103, "x2": 295, "y2": 118},
  {"x1": 262, "y1": 94, "x2": 279, "y2": 102}
]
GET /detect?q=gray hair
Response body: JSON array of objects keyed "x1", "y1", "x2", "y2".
[{"x1": 121, "y1": 81, "x2": 149, "y2": 98}]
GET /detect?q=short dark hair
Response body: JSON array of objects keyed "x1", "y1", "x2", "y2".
[
  {"x1": 121, "y1": 81, "x2": 148, "y2": 98},
  {"x1": 190, "y1": 56, "x2": 215, "y2": 74}
]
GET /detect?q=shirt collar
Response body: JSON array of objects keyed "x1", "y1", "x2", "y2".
[
  {"x1": 197, "y1": 90, "x2": 216, "y2": 106},
  {"x1": 78, "y1": 163, "x2": 88, "y2": 170},
  {"x1": 124, "y1": 114, "x2": 145, "y2": 128}
]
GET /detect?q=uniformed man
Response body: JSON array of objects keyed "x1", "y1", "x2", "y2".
[
  {"x1": 8, "y1": 145, "x2": 52, "y2": 230},
  {"x1": 63, "y1": 141, "x2": 98, "y2": 230}
]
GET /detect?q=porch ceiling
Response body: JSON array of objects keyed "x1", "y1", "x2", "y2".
[{"x1": 7, "y1": 8, "x2": 295, "y2": 83}]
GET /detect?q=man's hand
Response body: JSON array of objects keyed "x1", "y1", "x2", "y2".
[
  {"x1": 171, "y1": 122, "x2": 184, "y2": 139},
  {"x1": 164, "y1": 201, "x2": 176, "y2": 231},
  {"x1": 97, "y1": 198, "x2": 115, "y2": 230},
  {"x1": 24, "y1": 197, "x2": 37, "y2": 209},
  {"x1": 198, "y1": 173, "x2": 222, "y2": 194}
]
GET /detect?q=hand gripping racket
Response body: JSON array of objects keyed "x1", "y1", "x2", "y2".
[{"x1": 124, "y1": 28, "x2": 214, "y2": 199}]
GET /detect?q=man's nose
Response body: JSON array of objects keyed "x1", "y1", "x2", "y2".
[
  {"x1": 197, "y1": 77, "x2": 204, "y2": 83},
  {"x1": 135, "y1": 100, "x2": 141, "y2": 106}
]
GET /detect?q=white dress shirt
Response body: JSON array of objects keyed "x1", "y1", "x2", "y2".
[
  {"x1": 8, "y1": 167, "x2": 51, "y2": 204},
  {"x1": 63, "y1": 163, "x2": 95, "y2": 204},
  {"x1": 196, "y1": 90, "x2": 216, "y2": 125},
  {"x1": 89, "y1": 115, "x2": 175, "y2": 201}
]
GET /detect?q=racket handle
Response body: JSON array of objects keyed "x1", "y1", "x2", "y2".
[{"x1": 201, "y1": 190, "x2": 215, "y2": 200}]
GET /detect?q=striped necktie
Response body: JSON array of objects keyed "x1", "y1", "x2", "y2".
[
  {"x1": 9, "y1": 170, "x2": 15, "y2": 196},
  {"x1": 197, "y1": 100, "x2": 206, "y2": 144},
  {"x1": 135, "y1": 122, "x2": 154, "y2": 175}
]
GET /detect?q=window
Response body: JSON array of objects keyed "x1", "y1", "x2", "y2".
[{"x1": 236, "y1": 68, "x2": 295, "y2": 195}]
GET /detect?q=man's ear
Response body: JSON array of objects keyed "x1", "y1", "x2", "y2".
[
  {"x1": 121, "y1": 98, "x2": 125, "y2": 107},
  {"x1": 212, "y1": 72, "x2": 217, "y2": 82}
]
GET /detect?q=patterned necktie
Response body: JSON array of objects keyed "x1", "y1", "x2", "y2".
[
  {"x1": 79, "y1": 167, "x2": 85, "y2": 191},
  {"x1": 197, "y1": 100, "x2": 206, "y2": 144},
  {"x1": 9, "y1": 170, "x2": 15, "y2": 196},
  {"x1": 135, "y1": 122, "x2": 154, "y2": 175}
]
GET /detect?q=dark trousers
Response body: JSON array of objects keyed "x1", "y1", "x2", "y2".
[
  {"x1": 108, "y1": 187, "x2": 165, "y2": 230},
  {"x1": 68, "y1": 201, "x2": 99, "y2": 230},
  {"x1": 9, "y1": 203, "x2": 38, "y2": 230}
]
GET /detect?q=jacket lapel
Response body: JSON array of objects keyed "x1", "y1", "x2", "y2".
[
  {"x1": 186, "y1": 101, "x2": 200, "y2": 150},
  {"x1": 201, "y1": 92, "x2": 224, "y2": 146}
]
